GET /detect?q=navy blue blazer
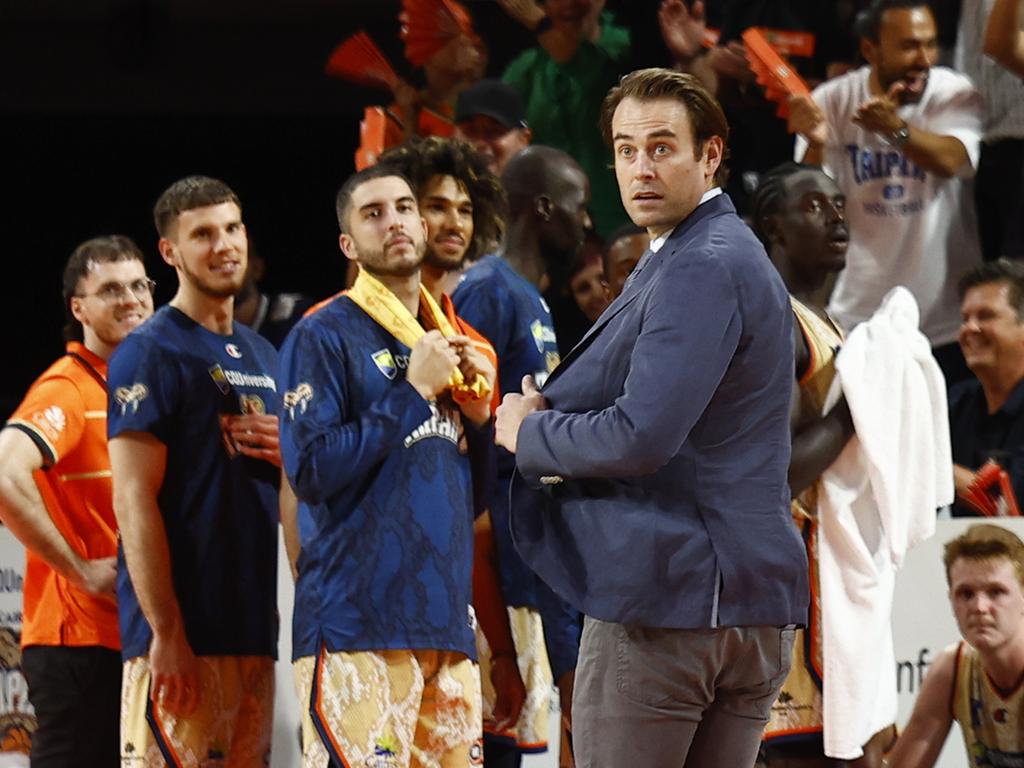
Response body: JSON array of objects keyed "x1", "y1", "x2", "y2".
[{"x1": 510, "y1": 193, "x2": 809, "y2": 629}]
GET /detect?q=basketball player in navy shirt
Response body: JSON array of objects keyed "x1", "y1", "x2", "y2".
[
  {"x1": 108, "y1": 176, "x2": 282, "y2": 767},
  {"x1": 453, "y1": 145, "x2": 591, "y2": 765},
  {"x1": 280, "y1": 165, "x2": 497, "y2": 768}
]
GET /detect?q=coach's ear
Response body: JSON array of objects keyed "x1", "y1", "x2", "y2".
[{"x1": 702, "y1": 135, "x2": 724, "y2": 184}]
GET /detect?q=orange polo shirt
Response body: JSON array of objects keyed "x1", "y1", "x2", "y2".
[{"x1": 5, "y1": 342, "x2": 119, "y2": 650}]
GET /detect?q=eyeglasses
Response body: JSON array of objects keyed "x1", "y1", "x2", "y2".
[{"x1": 77, "y1": 277, "x2": 156, "y2": 303}]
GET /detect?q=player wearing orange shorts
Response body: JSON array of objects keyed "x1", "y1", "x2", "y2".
[
  {"x1": 109, "y1": 177, "x2": 283, "y2": 767},
  {"x1": 282, "y1": 165, "x2": 498, "y2": 767}
]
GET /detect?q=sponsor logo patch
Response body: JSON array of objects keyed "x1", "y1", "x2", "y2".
[
  {"x1": 404, "y1": 402, "x2": 461, "y2": 448},
  {"x1": 239, "y1": 394, "x2": 265, "y2": 415},
  {"x1": 530, "y1": 320, "x2": 545, "y2": 354},
  {"x1": 209, "y1": 364, "x2": 231, "y2": 394},
  {"x1": 225, "y1": 343, "x2": 242, "y2": 359},
  {"x1": 372, "y1": 349, "x2": 397, "y2": 380},
  {"x1": 31, "y1": 405, "x2": 66, "y2": 440},
  {"x1": 114, "y1": 384, "x2": 149, "y2": 415},
  {"x1": 530, "y1": 320, "x2": 557, "y2": 354},
  {"x1": 283, "y1": 383, "x2": 313, "y2": 419},
  {"x1": 365, "y1": 734, "x2": 399, "y2": 767},
  {"x1": 210, "y1": 365, "x2": 277, "y2": 393}
]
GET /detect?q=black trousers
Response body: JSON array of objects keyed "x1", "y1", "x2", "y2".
[
  {"x1": 21, "y1": 645, "x2": 121, "y2": 768},
  {"x1": 484, "y1": 737, "x2": 523, "y2": 768}
]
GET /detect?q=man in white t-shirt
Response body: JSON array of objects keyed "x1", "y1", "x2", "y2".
[
  {"x1": 956, "y1": 0, "x2": 1024, "y2": 263},
  {"x1": 789, "y1": 0, "x2": 983, "y2": 385}
]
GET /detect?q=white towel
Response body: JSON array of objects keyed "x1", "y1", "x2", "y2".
[{"x1": 818, "y1": 287, "x2": 953, "y2": 759}]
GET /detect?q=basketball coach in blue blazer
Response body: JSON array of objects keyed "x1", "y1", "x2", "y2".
[{"x1": 495, "y1": 69, "x2": 809, "y2": 767}]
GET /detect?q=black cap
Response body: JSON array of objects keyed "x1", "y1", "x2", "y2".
[{"x1": 455, "y1": 79, "x2": 528, "y2": 129}]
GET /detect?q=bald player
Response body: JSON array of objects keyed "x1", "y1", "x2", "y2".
[{"x1": 452, "y1": 145, "x2": 591, "y2": 766}]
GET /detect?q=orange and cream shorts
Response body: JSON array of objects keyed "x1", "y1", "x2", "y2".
[
  {"x1": 765, "y1": 628, "x2": 823, "y2": 742},
  {"x1": 293, "y1": 647, "x2": 483, "y2": 768},
  {"x1": 477, "y1": 606, "x2": 551, "y2": 752},
  {"x1": 121, "y1": 654, "x2": 274, "y2": 767}
]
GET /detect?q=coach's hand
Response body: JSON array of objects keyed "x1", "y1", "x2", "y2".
[
  {"x1": 150, "y1": 623, "x2": 200, "y2": 718},
  {"x1": 495, "y1": 375, "x2": 548, "y2": 453},
  {"x1": 408, "y1": 330, "x2": 460, "y2": 401}
]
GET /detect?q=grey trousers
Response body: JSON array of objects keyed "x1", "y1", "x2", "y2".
[{"x1": 572, "y1": 617, "x2": 795, "y2": 768}]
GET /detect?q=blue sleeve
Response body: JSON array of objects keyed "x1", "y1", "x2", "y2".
[
  {"x1": 453, "y1": 280, "x2": 513, "y2": 364},
  {"x1": 517, "y1": 251, "x2": 741, "y2": 479},
  {"x1": 107, "y1": 335, "x2": 179, "y2": 442},
  {"x1": 278, "y1": 321, "x2": 433, "y2": 506},
  {"x1": 465, "y1": 418, "x2": 496, "y2": 519}
]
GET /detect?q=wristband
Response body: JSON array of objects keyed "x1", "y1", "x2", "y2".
[
  {"x1": 890, "y1": 122, "x2": 910, "y2": 147},
  {"x1": 533, "y1": 15, "x2": 553, "y2": 36}
]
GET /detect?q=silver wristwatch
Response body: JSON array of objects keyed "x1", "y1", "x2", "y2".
[{"x1": 891, "y1": 123, "x2": 911, "y2": 147}]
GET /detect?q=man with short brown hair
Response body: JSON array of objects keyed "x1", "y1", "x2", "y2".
[
  {"x1": 110, "y1": 175, "x2": 283, "y2": 766},
  {"x1": 950, "y1": 258, "x2": 1024, "y2": 516},
  {"x1": 495, "y1": 67, "x2": 807, "y2": 767},
  {"x1": 886, "y1": 524, "x2": 1024, "y2": 766}
]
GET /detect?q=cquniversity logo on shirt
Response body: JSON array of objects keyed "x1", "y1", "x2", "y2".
[
  {"x1": 113, "y1": 384, "x2": 148, "y2": 415},
  {"x1": 371, "y1": 349, "x2": 397, "y2": 380}
]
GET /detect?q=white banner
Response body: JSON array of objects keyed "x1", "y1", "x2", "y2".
[
  {"x1": 0, "y1": 526, "x2": 34, "y2": 767},
  {"x1": 891, "y1": 517, "x2": 1024, "y2": 768},
  {"x1": 5, "y1": 516, "x2": 1000, "y2": 767}
]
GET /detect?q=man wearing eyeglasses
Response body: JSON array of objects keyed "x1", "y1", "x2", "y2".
[{"x1": 0, "y1": 235, "x2": 154, "y2": 767}]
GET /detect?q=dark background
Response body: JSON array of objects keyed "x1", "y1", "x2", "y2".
[
  {"x1": 1, "y1": 0, "x2": 963, "y2": 416},
  {"x1": 1, "y1": 0, "x2": 677, "y2": 417}
]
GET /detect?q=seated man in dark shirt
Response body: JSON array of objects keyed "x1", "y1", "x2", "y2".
[{"x1": 949, "y1": 258, "x2": 1024, "y2": 516}]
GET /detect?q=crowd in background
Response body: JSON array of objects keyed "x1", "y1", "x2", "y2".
[{"x1": 2, "y1": 0, "x2": 1024, "y2": 766}]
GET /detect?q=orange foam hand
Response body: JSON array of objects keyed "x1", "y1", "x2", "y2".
[{"x1": 325, "y1": 32, "x2": 399, "y2": 92}]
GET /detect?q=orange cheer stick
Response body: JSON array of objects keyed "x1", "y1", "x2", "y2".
[{"x1": 742, "y1": 27, "x2": 810, "y2": 121}]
